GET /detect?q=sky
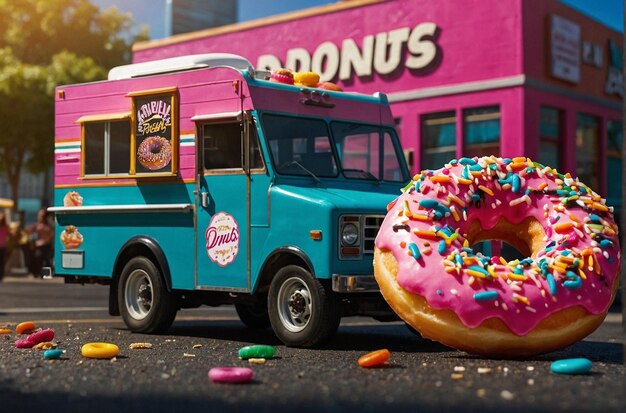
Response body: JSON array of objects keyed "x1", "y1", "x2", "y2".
[{"x1": 91, "y1": 0, "x2": 624, "y2": 41}]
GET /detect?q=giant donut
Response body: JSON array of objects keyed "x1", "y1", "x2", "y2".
[
  {"x1": 374, "y1": 156, "x2": 620, "y2": 357},
  {"x1": 137, "y1": 136, "x2": 172, "y2": 171}
]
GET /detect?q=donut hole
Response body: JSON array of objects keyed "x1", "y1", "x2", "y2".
[
  {"x1": 149, "y1": 141, "x2": 162, "y2": 154},
  {"x1": 464, "y1": 217, "x2": 546, "y2": 260},
  {"x1": 472, "y1": 241, "x2": 526, "y2": 261}
]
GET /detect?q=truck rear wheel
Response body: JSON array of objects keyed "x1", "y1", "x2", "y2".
[
  {"x1": 268, "y1": 265, "x2": 340, "y2": 348},
  {"x1": 118, "y1": 257, "x2": 177, "y2": 334}
]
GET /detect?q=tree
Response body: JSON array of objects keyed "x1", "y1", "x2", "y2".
[
  {"x1": 0, "y1": 49, "x2": 50, "y2": 209},
  {"x1": 0, "y1": 0, "x2": 147, "y2": 209},
  {"x1": 0, "y1": 0, "x2": 146, "y2": 68}
]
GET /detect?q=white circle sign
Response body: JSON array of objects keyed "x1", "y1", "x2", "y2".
[{"x1": 205, "y1": 212, "x2": 240, "y2": 267}]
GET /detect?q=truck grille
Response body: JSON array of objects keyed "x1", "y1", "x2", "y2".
[{"x1": 363, "y1": 215, "x2": 384, "y2": 254}]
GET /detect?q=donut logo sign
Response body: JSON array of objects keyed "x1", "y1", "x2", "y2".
[{"x1": 205, "y1": 212, "x2": 239, "y2": 266}]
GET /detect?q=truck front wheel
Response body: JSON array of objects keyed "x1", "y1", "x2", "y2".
[
  {"x1": 118, "y1": 257, "x2": 177, "y2": 333},
  {"x1": 268, "y1": 265, "x2": 340, "y2": 347}
]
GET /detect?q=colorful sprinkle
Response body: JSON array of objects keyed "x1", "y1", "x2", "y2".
[
  {"x1": 546, "y1": 273, "x2": 557, "y2": 296},
  {"x1": 408, "y1": 242, "x2": 421, "y2": 260},
  {"x1": 438, "y1": 240, "x2": 447, "y2": 255},
  {"x1": 473, "y1": 291, "x2": 499, "y2": 301}
]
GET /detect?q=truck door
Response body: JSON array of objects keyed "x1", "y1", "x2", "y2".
[{"x1": 195, "y1": 115, "x2": 263, "y2": 290}]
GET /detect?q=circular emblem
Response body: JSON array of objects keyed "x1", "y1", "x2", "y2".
[{"x1": 205, "y1": 212, "x2": 239, "y2": 267}]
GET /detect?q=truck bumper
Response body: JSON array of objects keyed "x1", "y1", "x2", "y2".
[{"x1": 331, "y1": 274, "x2": 380, "y2": 293}]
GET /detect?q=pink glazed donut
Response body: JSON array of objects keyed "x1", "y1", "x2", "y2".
[
  {"x1": 374, "y1": 156, "x2": 620, "y2": 357},
  {"x1": 208, "y1": 367, "x2": 254, "y2": 384}
]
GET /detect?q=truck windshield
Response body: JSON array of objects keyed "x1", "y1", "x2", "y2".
[
  {"x1": 262, "y1": 114, "x2": 407, "y2": 183},
  {"x1": 330, "y1": 121, "x2": 406, "y2": 182}
]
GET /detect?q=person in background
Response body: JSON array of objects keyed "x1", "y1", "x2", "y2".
[
  {"x1": 27, "y1": 208, "x2": 54, "y2": 277},
  {"x1": 0, "y1": 212, "x2": 9, "y2": 281}
]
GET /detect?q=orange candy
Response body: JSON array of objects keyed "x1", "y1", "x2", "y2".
[
  {"x1": 15, "y1": 322, "x2": 36, "y2": 335},
  {"x1": 358, "y1": 349, "x2": 391, "y2": 368},
  {"x1": 0, "y1": 328, "x2": 12, "y2": 334}
]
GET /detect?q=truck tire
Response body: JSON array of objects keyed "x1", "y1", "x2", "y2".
[
  {"x1": 268, "y1": 265, "x2": 340, "y2": 348},
  {"x1": 235, "y1": 302, "x2": 271, "y2": 329},
  {"x1": 118, "y1": 256, "x2": 177, "y2": 334}
]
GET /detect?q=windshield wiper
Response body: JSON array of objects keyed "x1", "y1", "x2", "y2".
[
  {"x1": 279, "y1": 161, "x2": 320, "y2": 183},
  {"x1": 342, "y1": 168, "x2": 378, "y2": 181}
]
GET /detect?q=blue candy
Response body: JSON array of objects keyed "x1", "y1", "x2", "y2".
[
  {"x1": 550, "y1": 358, "x2": 592, "y2": 375},
  {"x1": 44, "y1": 349, "x2": 64, "y2": 360}
]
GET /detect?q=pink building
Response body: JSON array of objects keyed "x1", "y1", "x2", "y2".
[{"x1": 133, "y1": 0, "x2": 623, "y2": 209}]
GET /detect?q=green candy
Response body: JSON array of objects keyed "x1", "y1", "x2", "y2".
[{"x1": 238, "y1": 345, "x2": 276, "y2": 359}]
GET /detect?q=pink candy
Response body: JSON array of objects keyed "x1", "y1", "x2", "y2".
[
  {"x1": 28, "y1": 329, "x2": 55, "y2": 344},
  {"x1": 15, "y1": 329, "x2": 55, "y2": 349},
  {"x1": 15, "y1": 338, "x2": 35, "y2": 349},
  {"x1": 208, "y1": 367, "x2": 254, "y2": 384}
]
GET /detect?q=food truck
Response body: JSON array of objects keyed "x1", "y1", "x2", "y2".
[{"x1": 48, "y1": 53, "x2": 410, "y2": 347}]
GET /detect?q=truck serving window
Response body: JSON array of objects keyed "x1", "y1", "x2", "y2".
[
  {"x1": 263, "y1": 115, "x2": 338, "y2": 178},
  {"x1": 79, "y1": 88, "x2": 179, "y2": 178},
  {"x1": 83, "y1": 120, "x2": 131, "y2": 176}
]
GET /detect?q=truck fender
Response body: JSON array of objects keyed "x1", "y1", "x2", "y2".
[
  {"x1": 108, "y1": 236, "x2": 172, "y2": 316},
  {"x1": 253, "y1": 246, "x2": 315, "y2": 293}
]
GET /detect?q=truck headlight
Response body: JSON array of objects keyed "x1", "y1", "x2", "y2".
[{"x1": 341, "y1": 223, "x2": 359, "y2": 246}]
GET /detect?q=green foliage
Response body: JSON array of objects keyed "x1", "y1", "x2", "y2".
[
  {"x1": 0, "y1": 0, "x2": 147, "y2": 67},
  {"x1": 0, "y1": 0, "x2": 148, "y2": 208}
]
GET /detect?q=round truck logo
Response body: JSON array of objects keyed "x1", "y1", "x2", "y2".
[{"x1": 205, "y1": 212, "x2": 239, "y2": 267}]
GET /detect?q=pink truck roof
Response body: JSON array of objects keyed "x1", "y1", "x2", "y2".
[{"x1": 55, "y1": 54, "x2": 395, "y2": 188}]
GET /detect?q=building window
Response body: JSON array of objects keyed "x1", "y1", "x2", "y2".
[
  {"x1": 421, "y1": 111, "x2": 456, "y2": 170},
  {"x1": 576, "y1": 113, "x2": 599, "y2": 189},
  {"x1": 83, "y1": 120, "x2": 131, "y2": 176},
  {"x1": 538, "y1": 107, "x2": 561, "y2": 170},
  {"x1": 606, "y1": 120, "x2": 622, "y2": 211},
  {"x1": 463, "y1": 106, "x2": 500, "y2": 158}
]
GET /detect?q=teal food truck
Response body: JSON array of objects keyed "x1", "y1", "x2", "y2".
[{"x1": 48, "y1": 54, "x2": 409, "y2": 347}]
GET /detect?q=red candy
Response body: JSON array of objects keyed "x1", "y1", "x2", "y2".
[{"x1": 27, "y1": 329, "x2": 55, "y2": 345}]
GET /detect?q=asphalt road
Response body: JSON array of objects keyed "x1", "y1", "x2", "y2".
[{"x1": 0, "y1": 276, "x2": 624, "y2": 413}]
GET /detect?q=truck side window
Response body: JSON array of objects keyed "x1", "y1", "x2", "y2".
[
  {"x1": 249, "y1": 123, "x2": 264, "y2": 170},
  {"x1": 203, "y1": 122, "x2": 242, "y2": 170},
  {"x1": 202, "y1": 122, "x2": 264, "y2": 171},
  {"x1": 83, "y1": 120, "x2": 131, "y2": 176}
]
